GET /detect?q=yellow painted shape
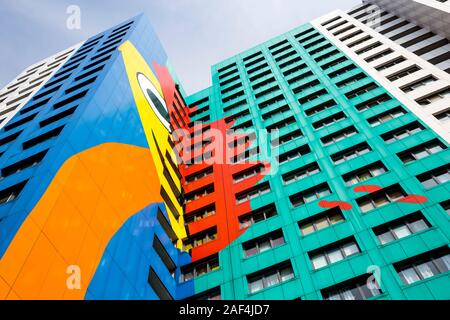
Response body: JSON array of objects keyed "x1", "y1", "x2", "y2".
[
  {"x1": 119, "y1": 41, "x2": 187, "y2": 245},
  {"x1": 0, "y1": 142, "x2": 163, "y2": 300}
]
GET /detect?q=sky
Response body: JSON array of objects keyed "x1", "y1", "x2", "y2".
[{"x1": 0, "y1": 0, "x2": 360, "y2": 95}]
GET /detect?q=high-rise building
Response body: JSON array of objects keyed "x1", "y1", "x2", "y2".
[
  {"x1": 0, "y1": 14, "x2": 193, "y2": 300},
  {"x1": 0, "y1": 3, "x2": 449, "y2": 301},
  {"x1": 183, "y1": 18, "x2": 450, "y2": 300}
]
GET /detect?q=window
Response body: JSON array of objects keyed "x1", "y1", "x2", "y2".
[
  {"x1": 343, "y1": 161, "x2": 387, "y2": 186},
  {"x1": 183, "y1": 227, "x2": 217, "y2": 251},
  {"x1": 22, "y1": 126, "x2": 64, "y2": 150},
  {"x1": 185, "y1": 167, "x2": 213, "y2": 183},
  {"x1": 331, "y1": 143, "x2": 372, "y2": 165},
  {"x1": 290, "y1": 183, "x2": 332, "y2": 207},
  {"x1": 299, "y1": 208, "x2": 345, "y2": 236},
  {"x1": 0, "y1": 181, "x2": 27, "y2": 205},
  {"x1": 65, "y1": 76, "x2": 97, "y2": 95},
  {"x1": 53, "y1": 90, "x2": 88, "y2": 109},
  {"x1": 434, "y1": 109, "x2": 450, "y2": 123},
  {"x1": 283, "y1": 162, "x2": 321, "y2": 185},
  {"x1": 321, "y1": 126, "x2": 358, "y2": 146},
  {"x1": 40, "y1": 105, "x2": 78, "y2": 128},
  {"x1": 417, "y1": 88, "x2": 450, "y2": 106},
  {"x1": 365, "y1": 48, "x2": 393, "y2": 63},
  {"x1": 218, "y1": 68, "x2": 238, "y2": 81},
  {"x1": 326, "y1": 20, "x2": 347, "y2": 31},
  {"x1": 382, "y1": 122, "x2": 424, "y2": 143},
  {"x1": 255, "y1": 85, "x2": 280, "y2": 99},
  {"x1": 440, "y1": 201, "x2": 450, "y2": 216},
  {"x1": 375, "y1": 56, "x2": 406, "y2": 71},
  {"x1": 218, "y1": 62, "x2": 237, "y2": 74},
  {"x1": 262, "y1": 104, "x2": 290, "y2": 120},
  {"x1": 348, "y1": 35, "x2": 373, "y2": 48},
  {"x1": 310, "y1": 43, "x2": 333, "y2": 56},
  {"x1": 239, "y1": 204, "x2": 277, "y2": 229},
  {"x1": 232, "y1": 146, "x2": 259, "y2": 163},
  {"x1": 221, "y1": 83, "x2": 242, "y2": 95},
  {"x1": 181, "y1": 254, "x2": 220, "y2": 282},
  {"x1": 220, "y1": 75, "x2": 240, "y2": 87},
  {"x1": 387, "y1": 65, "x2": 421, "y2": 81},
  {"x1": 355, "y1": 93, "x2": 392, "y2": 111},
  {"x1": 222, "y1": 90, "x2": 245, "y2": 103},
  {"x1": 258, "y1": 94, "x2": 285, "y2": 109},
  {"x1": 322, "y1": 274, "x2": 382, "y2": 300},
  {"x1": 0, "y1": 131, "x2": 22, "y2": 148},
  {"x1": 283, "y1": 63, "x2": 307, "y2": 77},
  {"x1": 153, "y1": 236, "x2": 176, "y2": 278},
  {"x1": 252, "y1": 77, "x2": 275, "y2": 90},
  {"x1": 190, "y1": 287, "x2": 222, "y2": 301},
  {"x1": 305, "y1": 99, "x2": 336, "y2": 116},
  {"x1": 367, "y1": 107, "x2": 406, "y2": 126},
  {"x1": 236, "y1": 182, "x2": 271, "y2": 204},
  {"x1": 185, "y1": 184, "x2": 214, "y2": 203},
  {"x1": 374, "y1": 212, "x2": 431, "y2": 245},
  {"x1": 417, "y1": 164, "x2": 450, "y2": 189},
  {"x1": 243, "y1": 229, "x2": 285, "y2": 258},
  {"x1": 313, "y1": 112, "x2": 346, "y2": 129},
  {"x1": 356, "y1": 184, "x2": 406, "y2": 213},
  {"x1": 247, "y1": 261, "x2": 294, "y2": 294},
  {"x1": 333, "y1": 25, "x2": 355, "y2": 36},
  {"x1": 395, "y1": 247, "x2": 450, "y2": 285},
  {"x1": 185, "y1": 204, "x2": 216, "y2": 224},
  {"x1": 274, "y1": 50, "x2": 297, "y2": 63},
  {"x1": 287, "y1": 70, "x2": 313, "y2": 85},
  {"x1": 247, "y1": 63, "x2": 269, "y2": 75},
  {"x1": 328, "y1": 64, "x2": 356, "y2": 78},
  {"x1": 233, "y1": 119, "x2": 253, "y2": 131},
  {"x1": 401, "y1": 76, "x2": 437, "y2": 93},
  {"x1": 320, "y1": 57, "x2": 347, "y2": 70},
  {"x1": 309, "y1": 238, "x2": 361, "y2": 269},
  {"x1": 223, "y1": 99, "x2": 247, "y2": 113},
  {"x1": 355, "y1": 41, "x2": 382, "y2": 55},
  {"x1": 298, "y1": 89, "x2": 328, "y2": 104},
  {"x1": 277, "y1": 145, "x2": 311, "y2": 164},
  {"x1": 322, "y1": 16, "x2": 342, "y2": 27},
  {"x1": 298, "y1": 32, "x2": 320, "y2": 43},
  {"x1": 335, "y1": 73, "x2": 366, "y2": 88},
  {"x1": 156, "y1": 208, "x2": 177, "y2": 246},
  {"x1": 304, "y1": 38, "x2": 326, "y2": 50},
  {"x1": 245, "y1": 56, "x2": 265, "y2": 69},
  {"x1": 314, "y1": 49, "x2": 339, "y2": 63},
  {"x1": 345, "y1": 83, "x2": 378, "y2": 99},
  {"x1": 1, "y1": 150, "x2": 48, "y2": 178},
  {"x1": 295, "y1": 27, "x2": 315, "y2": 38},
  {"x1": 233, "y1": 164, "x2": 265, "y2": 183},
  {"x1": 250, "y1": 69, "x2": 272, "y2": 82},
  {"x1": 148, "y1": 268, "x2": 173, "y2": 300},
  {"x1": 398, "y1": 139, "x2": 446, "y2": 164},
  {"x1": 339, "y1": 29, "x2": 363, "y2": 42},
  {"x1": 292, "y1": 79, "x2": 320, "y2": 94}
]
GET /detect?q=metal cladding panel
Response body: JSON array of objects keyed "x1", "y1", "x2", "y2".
[{"x1": 0, "y1": 16, "x2": 192, "y2": 300}]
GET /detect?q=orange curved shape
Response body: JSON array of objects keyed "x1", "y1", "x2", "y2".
[
  {"x1": 319, "y1": 200, "x2": 353, "y2": 211},
  {"x1": 0, "y1": 143, "x2": 163, "y2": 300},
  {"x1": 396, "y1": 194, "x2": 428, "y2": 204},
  {"x1": 354, "y1": 185, "x2": 383, "y2": 193}
]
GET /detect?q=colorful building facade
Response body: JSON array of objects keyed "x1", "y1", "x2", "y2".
[
  {"x1": 0, "y1": 5, "x2": 449, "y2": 300},
  {"x1": 0, "y1": 15, "x2": 193, "y2": 300}
]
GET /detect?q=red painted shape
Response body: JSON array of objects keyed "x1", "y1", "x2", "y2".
[
  {"x1": 319, "y1": 200, "x2": 353, "y2": 211},
  {"x1": 354, "y1": 185, "x2": 383, "y2": 193},
  {"x1": 154, "y1": 63, "x2": 270, "y2": 262},
  {"x1": 396, "y1": 194, "x2": 428, "y2": 204}
]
